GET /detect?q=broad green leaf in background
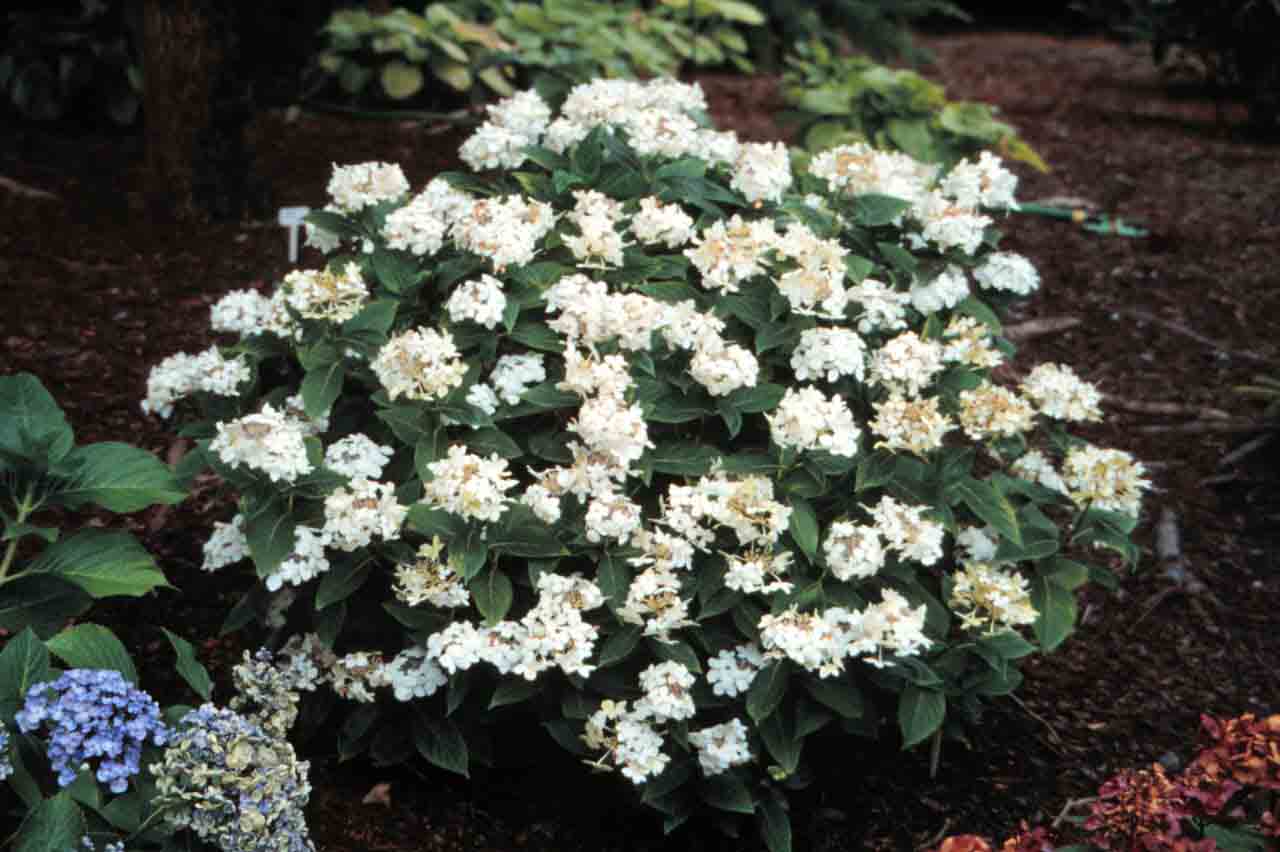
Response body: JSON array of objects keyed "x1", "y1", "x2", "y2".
[
  {"x1": 0, "y1": 573, "x2": 92, "y2": 638},
  {"x1": 0, "y1": 372, "x2": 75, "y2": 464},
  {"x1": 15, "y1": 792, "x2": 85, "y2": 852},
  {"x1": 49, "y1": 442, "x2": 185, "y2": 512},
  {"x1": 46, "y1": 624, "x2": 137, "y2": 683},
  {"x1": 898, "y1": 685, "x2": 946, "y2": 748}
]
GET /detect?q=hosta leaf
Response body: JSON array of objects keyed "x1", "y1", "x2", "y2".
[{"x1": 380, "y1": 60, "x2": 424, "y2": 99}]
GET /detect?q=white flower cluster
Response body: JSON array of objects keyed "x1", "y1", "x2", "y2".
[
  {"x1": 282, "y1": 263, "x2": 369, "y2": 324},
  {"x1": 758, "y1": 589, "x2": 930, "y2": 676},
  {"x1": 382, "y1": 645, "x2": 448, "y2": 702},
  {"x1": 823, "y1": 495, "x2": 944, "y2": 580},
  {"x1": 372, "y1": 327, "x2": 467, "y2": 402},
  {"x1": 1061, "y1": 444, "x2": 1150, "y2": 516},
  {"x1": 1011, "y1": 449, "x2": 1068, "y2": 495},
  {"x1": 421, "y1": 445, "x2": 517, "y2": 523},
  {"x1": 267, "y1": 527, "x2": 330, "y2": 592},
  {"x1": 628, "y1": 196, "x2": 696, "y2": 249},
  {"x1": 142, "y1": 347, "x2": 250, "y2": 419},
  {"x1": 910, "y1": 265, "x2": 970, "y2": 315},
  {"x1": 942, "y1": 315, "x2": 1004, "y2": 369},
  {"x1": 790, "y1": 327, "x2": 867, "y2": 383},
  {"x1": 460, "y1": 89, "x2": 553, "y2": 171},
  {"x1": 870, "y1": 396, "x2": 953, "y2": 456},
  {"x1": 393, "y1": 537, "x2": 469, "y2": 609},
  {"x1": 1021, "y1": 363, "x2": 1103, "y2": 422},
  {"x1": 724, "y1": 548, "x2": 794, "y2": 596},
  {"x1": 453, "y1": 195, "x2": 556, "y2": 270},
  {"x1": 686, "y1": 216, "x2": 778, "y2": 294},
  {"x1": 321, "y1": 478, "x2": 407, "y2": 551},
  {"x1": 974, "y1": 251, "x2": 1039, "y2": 295},
  {"x1": 381, "y1": 177, "x2": 471, "y2": 257},
  {"x1": 489, "y1": 352, "x2": 546, "y2": 405},
  {"x1": 869, "y1": 331, "x2": 946, "y2": 398},
  {"x1": 202, "y1": 514, "x2": 248, "y2": 572},
  {"x1": 582, "y1": 699, "x2": 669, "y2": 784},
  {"x1": 732, "y1": 141, "x2": 793, "y2": 204},
  {"x1": 210, "y1": 288, "x2": 273, "y2": 337},
  {"x1": 940, "y1": 151, "x2": 1020, "y2": 210},
  {"x1": 705, "y1": 643, "x2": 766, "y2": 697},
  {"x1": 850, "y1": 277, "x2": 910, "y2": 334},
  {"x1": 768, "y1": 386, "x2": 860, "y2": 457},
  {"x1": 326, "y1": 161, "x2": 409, "y2": 213},
  {"x1": 446, "y1": 273, "x2": 508, "y2": 329},
  {"x1": 773, "y1": 222, "x2": 853, "y2": 318},
  {"x1": 689, "y1": 718, "x2": 752, "y2": 777},
  {"x1": 564, "y1": 190, "x2": 628, "y2": 269},
  {"x1": 635, "y1": 661, "x2": 697, "y2": 722},
  {"x1": 324, "y1": 433, "x2": 393, "y2": 480},
  {"x1": 210, "y1": 404, "x2": 313, "y2": 484},
  {"x1": 949, "y1": 562, "x2": 1037, "y2": 634},
  {"x1": 957, "y1": 382, "x2": 1036, "y2": 440}
]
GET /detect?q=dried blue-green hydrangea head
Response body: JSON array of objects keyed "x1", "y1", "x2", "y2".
[
  {"x1": 229, "y1": 648, "x2": 310, "y2": 739},
  {"x1": 154, "y1": 704, "x2": 314, "y2": 852}
]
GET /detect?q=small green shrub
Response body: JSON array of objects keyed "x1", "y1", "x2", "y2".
[
  {"x1": 752, "y1": 0, "x2": 968, "y2": 65},
  {"x1": 147, "y1": 76, "x2": 1143, "y2": 851},
  {"x1": 781, "y1": 39, "x2": 1047, "y2": 171},
  {"x1": 0, "y1": 1, "x2": 141, "y2": 125}
]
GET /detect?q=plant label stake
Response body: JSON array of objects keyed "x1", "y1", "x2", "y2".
[{"x1": 277, "y1": 206, "x2": 311, "y2": 263}]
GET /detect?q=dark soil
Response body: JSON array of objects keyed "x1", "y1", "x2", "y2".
[{"x1": 2, "y1": 31, "x2": 1278, "y2": 852}]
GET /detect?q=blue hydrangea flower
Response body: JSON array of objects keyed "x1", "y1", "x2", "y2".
[
  {"x1": 0, "y1": 726, "x2": 13, "y2": 781},
  {"x1": 16, "y1": 669, "x2": 168, "y2": 795}
]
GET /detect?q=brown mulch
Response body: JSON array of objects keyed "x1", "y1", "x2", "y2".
[{"x1": 2, "y1": 30, "x2": 1278, "y2": 852}]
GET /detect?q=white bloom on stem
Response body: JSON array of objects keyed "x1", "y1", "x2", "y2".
[
  {"x1": 870, "y1": 395, "x2": 954, "y2": 456},
  {"x1": 322, "y1": 478, "x2": 407, "y2": 551},
  {"x1": 705, "y1": 644, "x2": 764, "y2": 697},
  {"x1": 870, "y1": 331, "x2": 947, "y2": 398},
  {"x1": 912, "y1": 190, "x2": 992, "y2": 255},
  {"x1": 142, "y1": 347, "x2": 251, "y2": 418},
  {"x1": 871, "y1": 495, "x2": 945, "y2": 566},
  {"x1": 974, "y1": 251, "x2": 1039, "y2": 296},
  {"x1": 446, "y1": 274, "x2": 508, "y2": 329},
  {"x1": 957, "y1": 382, "x2": 1037, "y2": 440},
  {"x1": 382, "y1": 645, "x2": 448, "y2": 701},
  {"x1": 210, "y1": 289, "x2": 273, "y2": 337},
  {"x1": 629, "y1": 197, "x2": 696, "y2": 249},
  {"x1": 689, "y1": 342, "x2": 759, "y2": 397},
  {"x1": 326, "y1": 161, "x2": 409, "y2": 212},
  {"x1": 210, "y1": 404, "x2": 313, "y2": 483},
  {"x1": 1061, "y1": 444, "x2": 1150, "y2": 516},
  {"x1": 1011, "y1": 449, "x2": 1068, "y2": 495},
  {"x1": 490, "y1": 353, "x2": 546, "y2": 405},
  {"x1": 940, "y1": 151, "x2": 1019, "y2": 210},
  {"x1": 634, "y1": 661, "x2": 697, "y2": 722},
  {"x1": 823, "y1": 521, "x2": 885, "y2": 582},
  {"x1": 266, "y1": 526, "x2": 330, "y2": 592},
  {"x1": 203, "y1": 514, "x2": 249, "y2": 572},
  {"x1": 949, "y1": 562, "x2": 1038, "y2": 634},
  {"x1": 372, "y1": 327, "x2": 467, "y2": 402},
  {"x1": 689, "y1": 718, "x2": 752, "y2": 776},
  {"x1": 324, "y1": 433, "x2": 393, "y2": 481},
  {"x1": 421, "y1": 445, "x2": 517, "y2": 523},
  {"x1": 1021, "y1": 363, "x2": 1103, "y2": 422},
  {"x1": 732, "y1": 141, "x2": 793, "y2": 204},
  {"x1": 768, "y1": 387, "x2": 860, "y2": 458},
  {"x1": 909, "y1": 265, "x2": 970, "y2": 315},
  {"x1": 791, "y1": 327, "x2": 867, "y2": 383}
]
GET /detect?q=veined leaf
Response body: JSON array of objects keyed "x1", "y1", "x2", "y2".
[
  {"x1": 26, "y1": 529, "x2": 167, "y2": 598},
  {"x1": 47, "y1": 624, "x2": 137, "y2": 684}
]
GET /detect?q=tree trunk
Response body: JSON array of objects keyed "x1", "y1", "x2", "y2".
[{"x1": 141, "y1": 0, "x2": 220, "y2": 222}]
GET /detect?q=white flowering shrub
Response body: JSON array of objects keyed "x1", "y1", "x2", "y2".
[{"x1": 148, "y1": 78, "x2": 1148, "y2": 851}]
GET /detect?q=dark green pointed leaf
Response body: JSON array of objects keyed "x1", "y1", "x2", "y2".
[
  {"x1": 302, "y1": 360, "x2": 346, "y2": 419},
  {"x1": 647, "y1": 442, "x2": 720, "y2": 476},
  {"x1": 758, "y1": 795, "x2": 792, "y2": 852},
  {"x1": 161, "y1": 628, "x2": 213, "y2": 701},
  {"x1": 803, "y1": 676, "x2": 864, "y2": 719},
  {"x1": 0, "y1": 574, "x2": 91, "y2": 638},
  {"x1": 700, "y1": 773, "x2": 755, "y2": 814},
  {"x1": 15, "y1": 792, "x2": 85, "y2": 852},
  {"x1": 414, "y1": 714, "x2": 469, "y2": 777},
  {"x1": 898, "y1": 686, "x2": 946, "y2": 749},
  {"x1": 955, "y1": 477, "x2": 1021, "y2": 546},
  {"x1": 1030, "y1": 576, "x2": 1076, "y2": 652},
  {"x1": 46, "y1": 624, "x2": 136, "y2": 684},
  {"x1": 788, "y1": 498, "x2": 819, "y2": 562},
  {"x1": 747, "y1": 660, "x2": 789, "y2": 723},
  {"x1": 472, "y1": 566, "x2": 513, "y2": 626},
  {"x1": 488, "y1": 679, "x2": 541, "y2": 710},
  {"x1": 597, "y1": 624, "x2": 643, "y2": 668},
  {"x1": 464, "y1": 427, "x2": 522, "y2": 459},
  {"x1": 0, "y1": 372, "x2": 74, "y2": 463},
  {"x1": 244, "y1": 497, "x2": 297, "y2": 579},
  {"x1": 315, "y1": 558, "x2": 373, "y2": 610},
  {"x1": 0, "y1": 628, "x2": 51, "y2": 724},
  {"x1": 370, "y1": 249, "x2": 421, "y2": 294}
]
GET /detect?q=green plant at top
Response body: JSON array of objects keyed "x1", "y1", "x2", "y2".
[
  {"x1": 750, "y1": 0, "x2": 968, "y2": 66},
  {"x1": 781, "y1": 39, "x2": 1048, "y2": 172},
  {"x1": 0, "y1": 373, "x2": 183, "y2": 640},
  {"x1": 143, "y1": 76, "x2": 1145, "y2": 852},
  {"x1": 311, "y1": 0, "x2": 762, "y2": 110},
  {"x1": 0, "y1": 0, "x2": 142, "y2": 125}
]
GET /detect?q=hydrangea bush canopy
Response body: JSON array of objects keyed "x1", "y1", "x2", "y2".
[{"x1": 146, "y1": 77, "x2": 1147, "y2": 848}]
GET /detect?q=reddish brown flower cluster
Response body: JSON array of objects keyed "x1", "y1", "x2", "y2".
[
  {"x1": 1083, "y1": 764, "x2": 1213, "y2": 851},
  {"x1": 1188, "y1": 713, "x2": 1280, "y2": 795}
]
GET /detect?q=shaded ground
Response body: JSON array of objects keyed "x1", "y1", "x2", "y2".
[{"x1": 1, "y1": 31, "x2": 1278, "y2": 852}]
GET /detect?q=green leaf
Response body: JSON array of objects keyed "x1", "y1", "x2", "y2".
[
  {"x1": 0, "y1": 372, "x2": 74, "y2": 463},
  {"x1": 788, "y1": 498, "x2": 819, "y2": 562},
  {"x1": 488, "y1": 679, "x2": 541, "y2": 710},
  {"x1": 747, "y1": 660, "x2": 789, "y2": 723},
  {"x1": 490, "y1": 504, "x2": 563, "y2": 558},
  {"x1": 855, "y1": 451, "x2": 896, "y2": 493},
  {"x1": 700, "y1": 773, "x2": 755, "y2": 814},
  {"x1": 0, "y1": 628, "x2": 51, "y2": 724},
  {"x1": 161, "y1": 628, "x2": 214, "y2": 701},
  {"x1": 377, "y1": 404, "x2": 435, "y2": 445},
  {"x1": 344, "y1": 298, "x2": 399, "y2": 337},
  {"x1": 647, "y1": 442, "x2": 720, "y2": 476},
  {"x1": 853, "y1": 194, "x2": 912, "y2": 227},
  {"x1": 302, "y1": 360, "x2": 346, "y2": 419},
  {"x1": 315, "y1": 558, "x2": 373, "y2": 610},
  {"x1": 597, "y1": 624, "x2": 642, "y2": 668},
  {"x1": 1043, "y1": 557, "x2": 1089, "y2": 591},
  {"x1": 955, "y1": 477, "x2": 1021, "y2": 546},
  {"x1": 369, "y1": 246, "x2": 421, "y2": 293},
  {"x1": 722, "y1": 383, "x2": 785, "y2": 414},
  {"x1": 0, "y1": 574, "x2": 92, "y2": 638},
  {"x1": 464, "y1": 427, "x2": 522, "y2": 459},
  {"x1": 305, "y1": 209, "x2": 360, "y2": 239},
  {"x1": 46, "y1": 624, "x2": 136, "y2": 683},
  {"x1": 26, "y1": 529, "x2": 167, "y2": 598},
  {"x1": 757, "y1": 795, "x2": 792, "y2": 852},
  {"x1": 898, "y1": 686, "x2": 946, "y2": 748},
  {"x1": 1030, "y1": 576, "x2": 1076, "y2": 652},
  {"x1": 405, "y1": 505, "x2": 466, "y2": 541},
  {"x1": 15, "y1": 792, "x2": 85, "y2": 852},
  {"x1": 759, "y1": 712, "x2": 802, "y2": 774},
  {"x1": 596, "y1": 552, "x2": 632, "y2": 611},
  {"x1": 655, "y1": 158, "x2": 707, "y2": 180},
  {"x1": 472, "y1": 566, "x2": 514, "y2": 626},
  {"x1": 955, "y1": 295, "x2": 1002, "y2": 333},
  {"x1": 458, "y1": 527, "x2": 488, "y2": 582},
  {"x1": 50, "y1": 442, "x2": 185, "y2": 512},
  {"x1": 244, "y1": 497, "x2": 298, "y2": 580},
  {"x1": 413, "y1": 714, "x2": 469, "y2": 777},
  {"x1": 803, "y1": 676, "x2": 864, "y2": 719}
]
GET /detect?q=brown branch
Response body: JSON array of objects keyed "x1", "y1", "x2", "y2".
[
  {"x1": 1104, "y1": 395, "x2": 1232, "y2": 420},
  {"x1": 1117, "y1": 308, "x2": 1278, "y2": 367},
  {"x1": 1004, "y1": 316, "x2": 1082, "y2": 341},
  {"x1": 0, "y1": 175, "x2": 59, "y2": 201},
  {"x1": 1136, "y1": 419, "x2": 1267, "y2": 434},
  {"x1": 1052, "y1": 797, "x2": 1098, "y2": 830}
]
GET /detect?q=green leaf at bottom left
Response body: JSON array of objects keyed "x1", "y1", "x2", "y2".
[{"x1": 17, "y1": 792, "x2": 85, "y2": 852}]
